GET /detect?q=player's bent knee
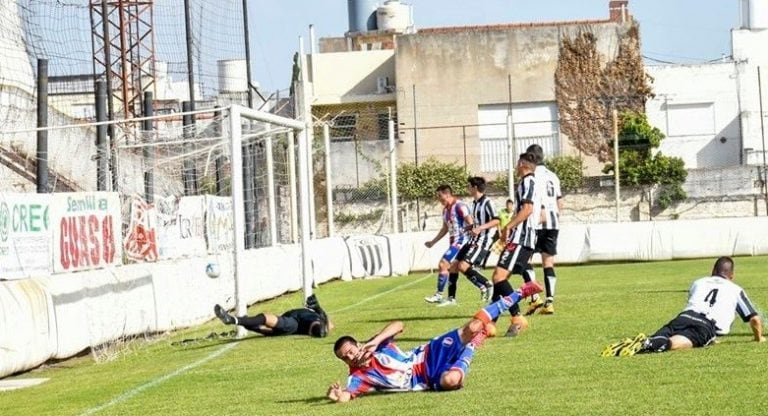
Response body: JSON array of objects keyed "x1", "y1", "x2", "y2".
[{"x1": 440, "y1": 370, "x2": 464, "y2": 390}]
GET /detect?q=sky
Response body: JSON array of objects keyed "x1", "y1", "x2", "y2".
[{"x1": 248, "y1": 0, "x2": 741, "y2": 92}]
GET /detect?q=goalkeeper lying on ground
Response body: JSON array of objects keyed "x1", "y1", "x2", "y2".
[{"x1": 213, "y1": 294, "x2": 332, "y2": 338}]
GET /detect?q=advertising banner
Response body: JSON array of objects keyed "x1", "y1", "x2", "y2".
[
  {"x1": 52, "y1": 192, "x2": 122, "y2": 273},
  {"x1": 0, "y1": 193, "x2": 52, "y2": 279}
]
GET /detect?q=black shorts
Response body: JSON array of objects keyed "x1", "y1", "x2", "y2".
[
  {"x1": 456, "y1": 242, "x2": 491, "y2": 267},
  {"x1": 535, "y1": 229, "x2": 559, "y2": 255},
  {"x1": 496, "y1": 242, "x2": 535, "y2": 273},
  {"x1": 652, "y1": 311, "x2": 717, "y2": 348},
  {"x1": 271, "y1": 308, "x2": 321, "y2": 336}
]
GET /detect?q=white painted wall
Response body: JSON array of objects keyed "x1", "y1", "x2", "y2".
[
  {"x1": 645, "y1": 62, "x2": 741, "y2": 168},
  {"x1": 732, "y1": 28, "x2": 768, "y2": 166},
  {"x1": 310, "y1": 50, "x2": 395, "y2": 105}
]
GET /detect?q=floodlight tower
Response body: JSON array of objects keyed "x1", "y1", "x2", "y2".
[{"x1": 89, "y1": 0, "x2": 157, "y2": 121}]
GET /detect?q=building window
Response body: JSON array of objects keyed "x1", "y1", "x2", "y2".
[
  {"x1": 377, "y1": 113, "x2": 397, "y2": 141},
  {"x1": 330, "y1": 114, "x2": 357, "y2": 142}
]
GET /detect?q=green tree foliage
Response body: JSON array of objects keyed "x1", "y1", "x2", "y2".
[
  {"x1": 545, "y1": 156, "x2": 584, "y2": 193},
  {"x1": 604, "y1": 111, "x2": 687, "y2": 211},
  {"x1": 397, "y1": 158, "x2": 469, "y2": 199}
]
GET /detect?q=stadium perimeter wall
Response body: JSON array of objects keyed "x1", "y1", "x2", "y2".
[{"x1": 2, "y1": 217, "x2": 768, "y2": 378}]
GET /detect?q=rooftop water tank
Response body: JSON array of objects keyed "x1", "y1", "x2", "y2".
[
  {"x1": 348, "y1": 0, "x2": 378, "y2": 33},
  {"x1": 377, "y1": 0, "x2": 412, "y2": 32},
  {"x1": 217, "y1": 59, "x2": 248, "y2": 94}
]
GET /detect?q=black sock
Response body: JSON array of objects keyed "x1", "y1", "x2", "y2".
[
  {"x1": 465, "y1": 267, "x2": 490, "y2": 289},
  {"x1": 646, "y1": 336, "x2": 670, "y2": 353},
  {"x1": 237, "y1": 313, "x2": 266, "y2": 332},
  {"x1": 543, "y1": 267, "x2": 556, "y2": 300},
  {"x1": 447, "y1": 273, "x2": 459, "y2": 299},
  {"x1": 523, "y1": 264, "x2": 534, "y2": 283}
]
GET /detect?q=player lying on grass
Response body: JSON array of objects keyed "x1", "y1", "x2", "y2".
[
  {"x1": 214, "y1": 294, "x2": 332, "y2": 338},
  {"x1": 602, "y1": 256, "x2": 765, "y2": 357},
  {"x1": 327, "y1": 281, "x2": 543, "y2": 402}
]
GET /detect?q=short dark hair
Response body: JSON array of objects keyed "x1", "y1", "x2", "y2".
[
  {"x1": 506, "y1": 198, "x2": 514, "y2": 205},
  {"x1": 526, "y1": 144, "x2": 545, "y2": 164},
  {"x1": 333, "y1": 335, "x2": 357, "y2": 354},
  {"x1": 309, "y1": 321, "x2": 328, "y2": 338},
  {"x1": 436, "y1": 184, "x2": 453, "y2": 194},
  {"x1": 518, "y1": 152, "x2": 537, "y2": 169},
  {"x1": 712, "y1": 256, "x2": 734, "y2": 278},
  {"x1": 467, "y1": 176, "x2": 487, "y2": 192}
]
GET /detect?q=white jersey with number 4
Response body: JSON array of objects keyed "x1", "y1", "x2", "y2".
[{"x1": 684, "y1": 276, "x2": 758, "y2": 335}]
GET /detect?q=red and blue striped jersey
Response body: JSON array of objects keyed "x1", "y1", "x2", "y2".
[
  {"x1": 345, "y1": 340, "x2": 430, "y2": 398},
  {"x1": 443, "y1": 200, "x2": 471, "y2": 245}
]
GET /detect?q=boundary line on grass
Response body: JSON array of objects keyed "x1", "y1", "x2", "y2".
[
  {"x1": 79, "y1": 342, "x2": 238, "y2": 416},
  {"x1": 79, "y1": 273, "x2": 431, "y2": 415},
  {"x1": 330, "y1": 273, "x2": 433, "y2": 314}
]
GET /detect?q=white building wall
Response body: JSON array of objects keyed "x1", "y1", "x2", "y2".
[
  {"x1": 645, "y1": 62, "x2": 741, "y2": 168},
  {"x1": 310, "y1": 50, "x2": 395, "y2": 105},
  {"x1": 732, "y1": 28, "x2": 768, "y2": 165}
]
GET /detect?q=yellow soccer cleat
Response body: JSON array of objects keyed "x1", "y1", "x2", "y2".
[
  {"x1": 524, "y1": 297, "x2": 545, "y2": 316},
  {"x1": 601, "y1": 338, "x2": 633, "y2": 357},
  {"x1": 619, "y1": 333, "x2": 648, "y2": 357},
  {"x1": 539, "y1": 301, "x2": 555, "y2": 315}
]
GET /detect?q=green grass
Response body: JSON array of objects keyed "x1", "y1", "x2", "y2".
[{"x1": 1, "y1": 257, "x2": 767, "y2": 415}]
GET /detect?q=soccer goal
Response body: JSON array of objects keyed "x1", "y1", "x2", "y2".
[{"x1": 113, "y1": 104, "x2": 314, "y2": 337}]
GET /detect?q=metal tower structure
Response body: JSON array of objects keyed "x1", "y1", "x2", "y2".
[{"x1": 89, "y1": 0, "x2": 157, "y2": 122}]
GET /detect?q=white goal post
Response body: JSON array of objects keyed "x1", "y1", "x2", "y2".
[{"x1": 228, "y1": 104, "x2": 312, "y2": 337}]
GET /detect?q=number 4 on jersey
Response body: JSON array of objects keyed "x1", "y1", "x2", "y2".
[{"x1": 703, "y1": 288, "x2": 719, "y2": 307}]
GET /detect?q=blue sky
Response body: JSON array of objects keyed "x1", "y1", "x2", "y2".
[{"x1": 249, "y1": 0, "x2": 740, "y2": 92}]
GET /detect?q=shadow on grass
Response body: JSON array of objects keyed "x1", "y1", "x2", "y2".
[
  {"x1": 364, "y1": 314, "x2": 468, "y2": 323},
  {"x1": 275, "y1": 396, "x2": 329, "y2": 405}
]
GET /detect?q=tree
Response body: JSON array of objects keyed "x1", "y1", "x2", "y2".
[{"x1": 603, "y1": 111, "x2": 687, "y2": 213}]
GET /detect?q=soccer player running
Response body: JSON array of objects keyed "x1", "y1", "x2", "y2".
[
  {"x1": 423, "y1": 184, "x2": 475, "y2": 306},
  {"x1": 445, "y1": 176, "x2": 497, "y2": 305},
  {"x1": 489, "y1": 152, "x2": 542, "y2": 337},
  {"x1": 327, "y1": 281, "x2": 543, "y2": 402},
  {"x1": 524, "y1": 144, "x2": 563, "y2": 315},
  {"x1": 213, "y1": 294, "x2": 332, "y2": 338},
  {"x1": 603, "y1": 256, "x2": 765, "y2": 357}
]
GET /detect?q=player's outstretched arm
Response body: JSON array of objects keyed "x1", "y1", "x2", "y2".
[
  {"x1": 357, "y1": 321, "x2": 404, "y2": 364},
  {"x1": 748, "y1": 315, "x2": 765, "y2": 342},
  {"x1": 327, "y1": 382, "x2": 352, "y2": 403}
]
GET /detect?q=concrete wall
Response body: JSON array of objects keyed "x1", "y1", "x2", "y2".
[
  {"x1": 732, "y1": 28, "x2": 768, "y2": 165},
  {"x1": 646, "y1": 62, "x2": 741, "y2": 168},
  {"x1": 394, "y1": 21, "x2": 631, "y2": 170},
  {"x1": 310, "y1": 50, "x2": 396, "y2": 105}
]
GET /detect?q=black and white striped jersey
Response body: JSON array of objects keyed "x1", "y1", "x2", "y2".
[
  {"x1": 534, "y1": 165, "x2": 562, "y2": 230},
  {"x1": 508, "y1": 173, "x2": 541, "y2": 249},
  {"x1": 684, "y1": 276, "x2": 759, "y2": 335},
  {"x1": 470, "y1": 194, "x2": 498, "y2": 250}
]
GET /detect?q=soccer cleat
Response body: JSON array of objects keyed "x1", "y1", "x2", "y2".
[
  {"x1": 539, "y1": 301, "x2": 555, "y2": 315},
  {"x1": 524, "y1": 297, "x2": 545, "y2": 316},
  {"x1": 481, "y1": 284, "x2": 494, "y2": 304},
  {"x1": 619, "y1": 333, "x2": 648, "y2": 357},
  {"x1": 518, "y1": 281, "x2": 544, "y2": 299},
  {"x1": 504, "y1": 315, "x2": 529, "y2": 337},
  {"x1": 214, "y1": 304, "x2": 236, "y2": 325},
  {"x1": 484, "y1": 322, "x2": 498, "y2": 338},
  {"x1": 601, "y1": 338, "x2": 633, "y2": 357},
  {"x1": 436, "y1": 297, "x2": 458, "y2": 307},
  {"x1": 424, "y1": 293, "x2": 443, "y2": 303}
]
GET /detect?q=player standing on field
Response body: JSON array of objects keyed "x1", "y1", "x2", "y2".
[
  {"x1": 446, "y1": 176, "x2": 497, "y2": 305},
  {"x1": 603, "y1": 256, "x2": 765, "y2": 356},
  {"x1": 424, "y1": 184, "x2": 474, "y2": 306},
  {"x1": 489, "y1": 152, "x2": 542, "y2": 336},
  {"x1": 524, "y1": 144, "x2": 563, "y2": 315}
]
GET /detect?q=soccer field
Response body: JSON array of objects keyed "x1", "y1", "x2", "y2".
[{"x1": 1, "y1": 257, "x2": 766, "y2": 416}]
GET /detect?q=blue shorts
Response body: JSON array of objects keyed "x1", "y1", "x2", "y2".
[
  {"x1": 425, "y1": 329, "x2": 465, "y2": 390},
  {"x1": 441, "y1": 243, "x2": 464, "y2": 263}
]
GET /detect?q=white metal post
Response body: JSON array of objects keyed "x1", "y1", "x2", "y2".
[
  {"x1": 506, "y1": 114, "x2": 517, "y2": 202},
  {"x1": 323, "y1": 124, "x2": 334, "y2": 237},
  {"x1": 265, "y1": 126, "x2": 277, "y2": 246},
  {"x1": 299, "y1": 36, "x2": 317, "y2": 239},
  {"x1": 287, "y1": 131, "x2": 299, "y2": 243},
  {"x1": 613, "y1": 109, "x2": 621, "y2": 222},
  {"x1": 388, "y1": 117, "x2": 399, "y2": 233},
  {"x1": 228, "y1": 107, "x2": 247, "y2": 338},
  {"x1": 297, "y1": 127, "x2": 314, "y2": 299}
]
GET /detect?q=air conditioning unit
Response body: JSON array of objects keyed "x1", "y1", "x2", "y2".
[{"x1": 377, "y1": 76, "x2": 390, "y2": 94}]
